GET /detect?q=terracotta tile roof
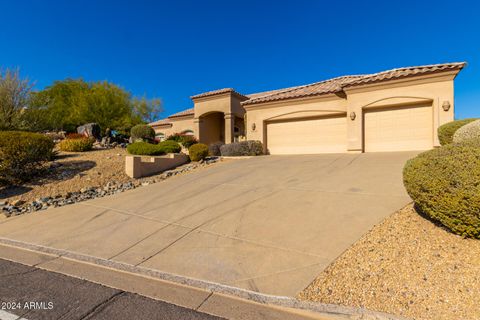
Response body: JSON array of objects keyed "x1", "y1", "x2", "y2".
[
  {"x1": 149, "y1": 119, "x2": 172, "y2": 127},
  {"x1": 149, "y1": 108, "x2": 194, "y2": 126},
  {"x1": 342, "y1": 62, "x2": 466, "y2": 88},
  {"x1": 242, "y1": 62, "x2": 466, "y2": 105},
  {"x1": 242, "y1": 75, "x2": 363, "y2": 105},
  {"x1": 190, "y1": 88, "x2": 248, "y2": 100},
  {"x1": 168, "y1": 108, "x2": 194, "y2": 118},
  {"x1": 152, "y1": 62, "x2": 466, "y2": 123}
]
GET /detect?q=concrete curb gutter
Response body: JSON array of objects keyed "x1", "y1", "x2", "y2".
[{"x1": 0, "y1": 237, "x2": 410, "y2": 320}]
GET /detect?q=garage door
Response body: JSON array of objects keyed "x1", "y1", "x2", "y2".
[
  {"x1": 267, "y1": 116, "x2": 347, "y2": 155},
  {"x1": 364, "y1": 105, "x2": 433, "y2": 152}
]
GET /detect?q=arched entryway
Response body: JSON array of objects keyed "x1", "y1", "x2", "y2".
[{"x1": 199, "y1": 112, "x2": 225, "y2": 145}]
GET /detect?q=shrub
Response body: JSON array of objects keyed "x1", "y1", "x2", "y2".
[
  {"x1": 189, "y1": 143, "x2": 209, "y2": 161},
  {"x1": 438, "y1": 118, "x2": 477, "y2": 145},
  {"x1": 126, "y1": 142, "x2": 165, "y2": 156},
  {"x1": 180, "y1": 135, "x2": 198, "y2": 149},
  {"x1": 66, "y1": 133, "x2": 85, "y2": 139},
  {"x1": 166, "y1": 133, "x2": 183, "y2": 142},
  {"x1": 157, "y1": 140, "x2": 181, "y2": 153},
  {"x1": 219, "y1": 140, "x2": 264, "y2": 156},
  {"x1": 0, "y1": 131, "x2": 55, "y2": 184},
  {"x1": 166, "y1": 133, "x2": 198, "y2": 148},
  {"x1": 130, "y1": 124, "x2": 155, "y2": 142},
  {"x1": 58, "y1": 137, "x2": 94, "y2": 152},
  {"x1": 403, "y1": 139, "x2": 480, "y2": 238},
  {"x1": 209, "y1": 141, "x2": 224, "y2": 156},
  {"x1": 453, "y1": 119, "x2": 480, "y2": 143}
]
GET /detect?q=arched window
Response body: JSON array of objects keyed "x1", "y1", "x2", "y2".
[
  {"x1": 155, "y1": 132, "x2": 165, "y2": 141},
  {"x1": 181, "y1": 129, "x2": 194, "y2": 136}
]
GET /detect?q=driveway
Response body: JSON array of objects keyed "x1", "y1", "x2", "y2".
[{"x1": 0, "y1": 152, "x2": 415, "y2": 296}]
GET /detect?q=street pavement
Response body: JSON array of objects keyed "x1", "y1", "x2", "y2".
[{"x1": 0, "y1": 259, "x2": 223, "y2": 320}]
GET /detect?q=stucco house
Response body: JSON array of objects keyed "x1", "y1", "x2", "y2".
[{"x1": 150, "y1": 62, "x2": 465, "y2": 154}]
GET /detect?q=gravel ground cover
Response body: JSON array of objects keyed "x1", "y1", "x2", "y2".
[
  {"x1": 298, "y1": 204, "x2": 480, "y2": 320},
  {"x1": 0, "y1": 148, "x2": 221, "y2": 216}
]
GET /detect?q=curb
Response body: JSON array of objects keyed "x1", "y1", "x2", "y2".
[{"x1": 0, "y1": 237, "x2": 410, "y2": 320}]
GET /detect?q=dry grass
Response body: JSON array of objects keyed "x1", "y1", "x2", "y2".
[{"x1": 299, "y1": 204, "x2": 480, "y2": 320}]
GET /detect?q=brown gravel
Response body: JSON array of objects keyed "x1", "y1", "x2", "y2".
[
  {"x1": 298, "y1": 204, "x2": 480, "y2": 320},
  {"x1": 0, "y1": 148, "x2": 222, "y2": 204},
  {"x1": 1, "y1": 149, "x2": 132, "y2": 203}
]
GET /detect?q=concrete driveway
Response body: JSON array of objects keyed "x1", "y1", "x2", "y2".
[{"x1": 0, "y1": 152, "x2": 415, "y2": 296}]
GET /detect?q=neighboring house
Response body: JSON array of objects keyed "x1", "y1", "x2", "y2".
[{"x1": 149, "y1": 62, "x2": 465, "y2": 154}]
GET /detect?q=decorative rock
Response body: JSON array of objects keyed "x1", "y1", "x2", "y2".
[
  {"x1": 11, "y1": 199, "x2": 25, "y2": 206},
  {"x1": 4, "y1": 157, "x2": 221, "y2": 218}
]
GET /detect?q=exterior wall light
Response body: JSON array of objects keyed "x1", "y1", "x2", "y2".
[
  {"x1": 251, "y1": 123, "x2": 256, "y2": 131},
  {"x1": 350, "y1": 112, "x2": 356, "y2": 121},
  {"x1": 442, "y1": 101, "x2": 451, "y2": 111}
]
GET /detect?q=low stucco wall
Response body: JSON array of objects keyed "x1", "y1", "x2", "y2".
[{"x1": 125, "y1": 153, "x2": 189, "y2": 178}]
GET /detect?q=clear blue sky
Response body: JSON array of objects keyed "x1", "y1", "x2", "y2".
[{"x1": 1, "y1": 0, "x2": 479, "y2": 120}]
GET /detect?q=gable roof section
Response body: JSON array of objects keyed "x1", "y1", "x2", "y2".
[
  {"x1": 149, "y1": 108, "x2": 194, "y2": 127},
  {"x1": 190, "y1": 88, "x2": 248, "y2": 100},
  {"x1": 342, "y1": 62, "x2": 466, "y2": 88},
  {"x1": 168, "y1": 108, "x2": 194, "y2": 118}
]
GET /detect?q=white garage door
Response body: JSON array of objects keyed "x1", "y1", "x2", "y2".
[
  {"x1": 267, "y1": 116, "x2": 347, "y2": 155},
  {"x1": 364, "y1": 105, "x2": 433, "y2": 152}
]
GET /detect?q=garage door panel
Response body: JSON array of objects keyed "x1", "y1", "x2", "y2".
[
  {"x1": 364, "y1": 105, "x2": 433, "y2": 152},
  {"x1": 267, "y1": 116, "x2": 347, "y2": 155}
]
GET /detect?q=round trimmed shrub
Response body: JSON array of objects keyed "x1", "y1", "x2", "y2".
[
  {"x1": 0, "y1": 131, "x2": 55, "y2": 184},
  {"x1": 438, "y1": 118, "x2": 477, "y2": 145},
  {"x1": 403, "y1": 139, "x2": 480, "y2": 238},
  {"x1": 189, "y1": 143, "x2": 208, "y2": 161},
  {"x1": 130, "y1": 124, "x2": 155, "y2": 142},
  {"x1": 220, "y1": 140, "x2": 264, "y2": 156},
  {"x1": 58, "y1": 137, "x2": 94, "y2": 152},
  {"x1": 453, "y1": 119, "x2": 480, "y2": 143},
  {"x1": 157, "y1": 140, "x2": 181, "y2": 153},
  {"x1": 127, "y1": 142, "x2": 165, "y2": 156},
  {"x1": 208, "y1": 141, "x2": 224, "y2": 156}
]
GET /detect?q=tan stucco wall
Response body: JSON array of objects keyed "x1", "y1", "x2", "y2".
[
  {"x1": 245, "y1": 95, "x2": 348, "y2": 152},
  {"x1": 192, "y1": 92, "x2": 247, "y2": 144},
  {"x1": 153, "y1": 116, "x2": 195, "y2": 138},
  {"x1": 125, "y1": 154, "x2": 189, "y2": 178},
  {"x1": 344, "y1": 72, "x2": 456, "y2": 151},
  {"x1": 153, "y1": 70, "x2": 459, "y2": 154},
  {"x1": 245, "y1": 72, "x2": 458, "y2": 153}
]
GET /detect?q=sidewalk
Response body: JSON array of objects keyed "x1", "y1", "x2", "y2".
[{"x1": 0, "y1": 239, "x2": 409, "y2": 320}]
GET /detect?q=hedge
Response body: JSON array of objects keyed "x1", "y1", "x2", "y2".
[
  {"x1": 0, "y1": 131, "x2": 55, "y2": 184},
  {"x1": 157, "y1": 140, "x2": 181, "y2": 153},
  {"x1": 58, "y1": 137, "x2": 94, "y2": 152},
  {"x1": 403, "y1": 139, "x2": 480, "y2": 238},
  {"x1": 220, "y1": 141, "x2": 263, "y2": 156},
  {"x1": 130, "y1": 124, "x2": 155, "y2": 142},
  {"x1": 126, "y1": 142, "x2": 165, "y2": 156},
  {"x1": 437, "y1": 118, "x2": 478, "y2": 145},
  {"x1": 189, "y1": 143, "x2": 209, "y2": 161},
  {"x1": 453, "y1": 119, "x2": 480, "y2": 143}
]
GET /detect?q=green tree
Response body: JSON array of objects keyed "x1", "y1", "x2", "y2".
[
  {"x1": 21, "y1": 77, "x2": 162, "y2": 133},
  {"x1": 26, "y1": 79, "x2": 89, "y2": 132},
  {"x1": 0, "y1": 68, "x2": 33, "y2": 130},
  {"x1": 132, "y1": 96, "x2": 163, "y2": 123}
]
